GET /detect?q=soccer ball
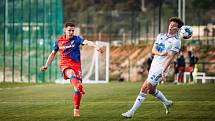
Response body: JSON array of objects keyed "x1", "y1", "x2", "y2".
[{"x1": 179, "y1": 25, "x2": 193, "y2": 39}]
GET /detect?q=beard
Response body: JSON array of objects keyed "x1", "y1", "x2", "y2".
[{"x1": 66, "y1": 34, "x2": 74, "y2": 39}]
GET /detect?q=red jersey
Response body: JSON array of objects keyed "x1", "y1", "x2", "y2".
[{"x1": 53, "y1": 35, "x2": 84, "y2": 71}]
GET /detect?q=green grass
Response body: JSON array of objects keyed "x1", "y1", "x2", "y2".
[
  {"x1": 0, "y1": 82, "x2": 37, "y2": 88},
  {"x1": 0, "y1": 82, "x2": 215, "y2": 121}
]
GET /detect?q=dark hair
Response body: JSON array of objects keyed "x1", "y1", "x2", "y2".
[
  {"x1": 169, "y1": 17, "x2": 184, "y2": 28},
  {"x1": 188, "y1": 51, "x2": 192, "y2": 57},
  {"x1": 64, "y1": 22, "x2": 75, "y2": 28}
]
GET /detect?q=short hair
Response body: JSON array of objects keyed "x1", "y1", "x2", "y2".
[
  {"x1": 169, "y1": 17, "x2": 184, "y2": 28},
  {"x1": 188, "y1": 51, "x2": 192, "y2": 57},
  {"x1": 64, "y1": 22, "x2": 75, "y2": 28}
]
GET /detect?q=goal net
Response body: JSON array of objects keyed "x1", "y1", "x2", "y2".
[{"x1": 55, "y1": 41, "x2": 109, "y2": 84}]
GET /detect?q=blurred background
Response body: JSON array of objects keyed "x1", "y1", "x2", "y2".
[{"x1": 1, "y1": 0, "x2": 215, "y2": 83}]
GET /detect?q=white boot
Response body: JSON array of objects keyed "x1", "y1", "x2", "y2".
[
  {"x1": 163, "y1": 100, "x2": 173, "y2": 114},
  {"x1": 121, "y1": 110, "x2": 135, "y2": 118}
]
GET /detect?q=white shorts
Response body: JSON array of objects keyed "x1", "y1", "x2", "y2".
[
  {"x1": 147, "y1": 68, "x2": 170, "y2": 86},
  {"x1": 147, "y1": 72, "x2": 162, "y2": 86}
]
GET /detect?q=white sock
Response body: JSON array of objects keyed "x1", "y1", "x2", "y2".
[
  {"x1": 154, "y1": 90, "x2": 168, "y2": 104},
  {"x1": 130, "y1": 92, "x2": 146, "y2": 113}
]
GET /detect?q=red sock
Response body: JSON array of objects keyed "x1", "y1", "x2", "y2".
[
  {"x1": 71, "y1": 77, "x2": 83, "y2": 109},
  {"x1": 74, "y1": 93, "x2": 82, "y2": 109}
]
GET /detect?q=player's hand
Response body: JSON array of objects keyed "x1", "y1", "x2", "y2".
[
  {"x1": 160, "y1": 51, "x2": 168, "y2": 56},
  {"x1": 96, "y1": 46, "x2": 104, "y2": 54},
  {"x1": 40, "y1": 65, "x2": 48, "y2": 71},
  {"x1": 162, "y1": 71, "x2": 166, "y2": 81}
]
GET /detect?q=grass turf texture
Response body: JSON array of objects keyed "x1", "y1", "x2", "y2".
[{"x1": 0, "y1": 82, "x2": 215, "y2": 121}]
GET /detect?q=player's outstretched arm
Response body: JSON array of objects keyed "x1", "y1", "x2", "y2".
[
  {"x1": 82, "y1": 40, "x2": 104, "y2": 53},
  {"x1": 40, "y1": 51, "x2": 57, "y2": 71}
]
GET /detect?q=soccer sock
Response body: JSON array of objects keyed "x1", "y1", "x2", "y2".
[
  {"x1": 130, "y1": 91, "x2": 146, "y2": 113},
  {"x1": 71, "y1": 76, "x2": 83, "y2": 109},
  {"x1": 154, "y1": 90, "x2": 168, "y2": 104},
  {"x1": 74, "y1": 91, "x2": 82, "y2": 109}
]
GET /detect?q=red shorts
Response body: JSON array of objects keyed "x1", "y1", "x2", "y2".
[
  {"x1": 61, "y1": 64, "x2": 82, "y2": 80},
  {"x1": 188, "y1": 66, "x2": 194, "y2": 72},
  {"x1": 179, "y1": 67, "x2": 185, "y2": 72}
]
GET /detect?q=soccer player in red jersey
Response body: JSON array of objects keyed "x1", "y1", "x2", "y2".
[{"x1": 40, "y1": 22, "x2": 103, "y2": 117}]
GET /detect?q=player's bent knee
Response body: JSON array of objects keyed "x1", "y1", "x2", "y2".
[
  {"x1": 148, "y1": 89, "x2": 156, "y2": 94},
  {"x1": 140, "y1": 87, "x2": 148, "y2": 93},
  {"x1": 70, "y1": 76, "x2": 81, "y2": 86},
  {"x1": 140, "y1": 81, "x2": 149, "y2": 93},
  {"x1": 148, "y1": 86, "x2": 156, "y2": 94},
  {"x1": 146, "y1": 82, "x2": 156, "y2": 94},
  {"x1": 70, "y1": 76, "x2": 85, "y2": 94},
  {"x1": 63, "y1": 68, "x2": 75, "y2": 79}
]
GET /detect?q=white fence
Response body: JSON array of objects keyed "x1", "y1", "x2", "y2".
[{"x1": 184, "y1": 72, "x2": 215, "y2": 84}]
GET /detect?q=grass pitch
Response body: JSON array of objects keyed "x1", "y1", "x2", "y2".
[{"x1": 0, "y1": 81, "x2": 215, "y2": 121}]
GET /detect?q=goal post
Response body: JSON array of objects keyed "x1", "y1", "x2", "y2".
[
  {"x1": 55, "y1": 41, "x2": 110, "y2": 84},
  {"x1": 82, "y1": 41, "x2": 110, "y2": 84}
]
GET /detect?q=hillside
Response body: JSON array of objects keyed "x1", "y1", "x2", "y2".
[
  {"x1": 110, "y1": 45, "x2": 152, "y2": 82},
  {"x1": 109, "y1": 45, "x2": 215, "y2": 82}
]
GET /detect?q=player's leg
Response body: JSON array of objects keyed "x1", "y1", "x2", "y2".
[
  {"x1": 72, "y1": 65, "x2": 85, "y2": 94},
  {"x1": 188, "y1": 66, "x2": 194, "y2": 83},
  {"x1": 63, "y1": 68, "x2": 82, "y2": 117},
  {"x1": 152, "y1": 88, "x2": 173, "y2": 114},
  {"x1": 178, "y1": 68, "x2": 182, "y2": 84},
  {"x1": 180, "y1": 67, "x2": 185, "y2": 83},
  {"x1": 122, "y1": 72, "x2": 165, "y2": 118},
  {"x1": 146, "y1": 81, "x2": 170, "y2": 103},
  {"x1": 144, "y1": 72, "x2": 173, "y2": 114},
  {"x1": 70, "y1": 75, "x2": 83, "y2": 117},
  {"x1": 72, "y1": 65, "x2": 86, "y2": 117},
  {"x1": 122, "y1": 80, "x2": 148, "y2": 118},
  {"x1": 130, "y1": 81, "x2": 149, "y2": 112},
  {"x1": 190, "y1": 72, "x2": 193, "y2": 82},
  {"x1": 174, "y1": 72, "x2": 179, "y2": 84}
]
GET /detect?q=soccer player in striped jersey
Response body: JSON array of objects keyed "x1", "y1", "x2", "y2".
[
  {"x1": 122, "y1": 17, "x2": 184, "y2": 118},
  {"x1": 40, "y1": 22, "x2": 103, "y2": 117}
]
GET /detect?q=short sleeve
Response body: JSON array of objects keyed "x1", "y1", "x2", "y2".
[
  {"x1": 52, "y1": 40, "x2": 59, "y2": 51},
  {"x1": 155, "y1": 34, "x2": 162, "y2": 44},
  {"x1": 76, "y1": 36, "x2": 84, "y2": 45}
]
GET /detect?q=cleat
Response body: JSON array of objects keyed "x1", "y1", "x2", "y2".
[
  {"x1": 74, "y1": 109, "x2": 80, "y2": 117},
  {"x1": 164, "y1": 100, "x2": 173, "y2": 115},
  {"x1": 121, "y1": 110, "x2": 134, "y2": 118}
]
